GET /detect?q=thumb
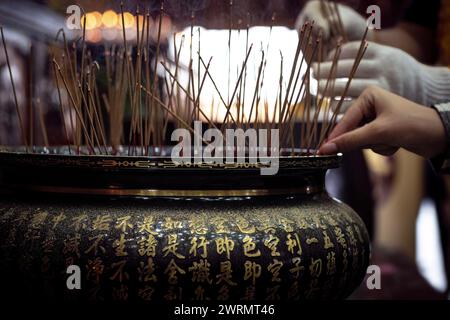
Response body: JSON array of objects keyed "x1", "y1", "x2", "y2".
[{"x1": 319, "y1": 122, "x2": 380, "y2": 154}]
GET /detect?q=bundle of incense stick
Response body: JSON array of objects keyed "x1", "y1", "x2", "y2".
[
  {"x1": 319, "y1": 0, "x2": 348, "y2": 43},
  {"x1": 0, "y1": 2, "x2": 366, "y2": 157}
]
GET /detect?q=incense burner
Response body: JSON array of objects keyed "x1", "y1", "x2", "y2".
[{"x1": 0, "y1": 147, "x2": 370, "y2": 301}]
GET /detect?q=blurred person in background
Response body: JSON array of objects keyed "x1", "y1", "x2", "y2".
[{"x1": 296, "y1": 0, "x2": 450, "y2": 298}]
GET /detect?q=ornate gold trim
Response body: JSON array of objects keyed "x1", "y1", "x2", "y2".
[
  {"x1": 0, "y1": 148, "x2": 342, "y2": 171},
  {"x1": 17, "y1": 185, "x2": 323, "y2": 197}
]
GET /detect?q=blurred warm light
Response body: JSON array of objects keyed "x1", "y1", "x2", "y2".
[
  {"x1": 136, "y1": 15, "x2": 145, "y2": 31},
  {"x1": 124, "y1": 28, "x2": 136, "y2": 40},
  {"x1": 161, "y1": 16, "x2": 172, "y2": 38},
  {"x1": 151, "y1": 16, "x2": 172, "y2": 41},
  {"x1": 81, "y1": 12, "x2": 101, "y2": 30},
  {"x1": 86, "y1": 29, "x2": 102, "y2": 43},
  {"x1": 93, "y1": 12, "x2": 103, "y2": 27},
  {"x1": 102, "y1": 10, "x2": 118, "y2": 28},
  {"x1": 117, "y1": 12, "x2": 135, "y2": 29},
  {"x1": 102, "y1": 28, "x2": 117, "y2": 41},
  {"x1": 86, "y1": 11, "x2": 102, "y2": 30},
  {"x1": 82, "y1": 10, "x2": 168, "y2": 43}
]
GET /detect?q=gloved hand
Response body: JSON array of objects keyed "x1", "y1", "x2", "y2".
[
  {"x1": 313, "y1": 41, "x2": 450, "y2": 112},
  {"x1": 295, "y1": 0, "x2": 370, "y2": 43}
]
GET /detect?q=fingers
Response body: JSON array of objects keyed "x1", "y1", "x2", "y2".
[
  {"x1": 320, "y1": 122, "x2": 380, "y2": 154},
  {"x1": 295, "y1": 1, "x2": 332, "y2": 39},
  {"x1": 311, "y1": 42, "x2": 381, "y2": 101},
  {"x1": 326, "y1": 97, "x2": 366, "y2": 141},
  {"x1": 371, "y1": 145, "x2": 398, "y2": 156},
  {"x1": 327, "y1": 41, "x2": 376, "y2": 60},
  {"x1": 313, "y1": 59, "x2": 378, "y2": 80},
  {"x1": 328, "y1": 87, "x2": 378, "y2": 140},
  {"x1": 319, "y1": 86, "x2": 383, "y2": 155},
  {"x1": 328, "y1": 98, "x2": 353, "y2": 114},
  {"x1": 318, "y1": 78, "x2": 380, "y2": 98}
]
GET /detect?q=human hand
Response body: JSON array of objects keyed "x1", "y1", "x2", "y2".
[
  {"x1": 318, "y1": 86, "x2": 447, "y2": 158},
  {"x1": 295, "y1": 0, "x2": 369, "y2": 43},
  {"x1": 313, "y1": 41, "x2": 450, "y2": 113}
]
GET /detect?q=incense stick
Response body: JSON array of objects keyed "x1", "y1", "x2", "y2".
[
  {"x1": 52, "y1": 57, "x2": 72, "y2": 154},
  {"x1": 36, "y1": 99, "x2": 49, "y2": 148},
  {"x1": 318, "y1": 30, "x2": 369, "y2": 147},
  {"x1": 1, "y1": 26, "x2": 28, "y2": 151},
  {"x1": 3, "y1": 16, "x2": 370, "y2": 157}
]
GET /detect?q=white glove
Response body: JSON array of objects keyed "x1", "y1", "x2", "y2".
[
  {"x1": 312, "y1": 41, "x2": 450, "y2": 112},
  {"x1": 295, "y1": 0, "x2": 370, "y2": 43}
]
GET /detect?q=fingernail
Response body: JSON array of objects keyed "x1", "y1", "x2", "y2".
[{"x1": 320, "y1": 142, "x2": 338, "y2": 155}]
